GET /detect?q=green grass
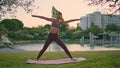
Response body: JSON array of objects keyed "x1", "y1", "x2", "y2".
[{"x1": 0, "y1": 51, "x2": 120, "y2": 68}]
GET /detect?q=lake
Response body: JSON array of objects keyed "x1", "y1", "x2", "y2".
[{"x1": 13, "y1": 43, "x2": 120, "y2": 52}]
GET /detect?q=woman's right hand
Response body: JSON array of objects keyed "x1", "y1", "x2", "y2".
[{"x1": 31, "y1": 15, "x2": 38, "y2": 17}]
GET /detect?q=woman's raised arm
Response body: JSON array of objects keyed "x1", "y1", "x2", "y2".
[
  {"x1": 63, "y1": 19, "x2": 80, "y2": 24},
  {"x1": 31, "y1": 15, "x2": 53, "y2": 22}
]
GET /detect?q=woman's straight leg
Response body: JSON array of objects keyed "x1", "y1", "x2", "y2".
[
  {"x1": 54, "y1": 37, "x2": 73, "y2": 59},
  {"x1": 36, "y1": 35, "x2": 53, "y2": 60}
]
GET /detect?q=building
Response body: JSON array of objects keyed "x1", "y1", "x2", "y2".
[{"x1": 80, "y1": 11, "x2": 120, "y2": 30}]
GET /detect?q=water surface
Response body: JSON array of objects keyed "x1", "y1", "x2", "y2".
[{"x1": 13, "y1": 43, "x2": 120, "y2": 52}]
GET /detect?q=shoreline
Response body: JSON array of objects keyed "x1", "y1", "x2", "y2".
[
  {"x1": 0, "y1": 48, "x2": 29, "y2": 52},
  {"x1": 1, "y1": 47, "x2": 120, "y2": 53}
]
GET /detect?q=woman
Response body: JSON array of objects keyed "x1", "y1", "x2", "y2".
[{"x1": 32, "y1": 10, "x2": 80, "y2": 61}]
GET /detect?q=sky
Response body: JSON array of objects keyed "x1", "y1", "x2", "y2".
[{"x1": 5, "y1": 0, "x2": 99, "y2": 27}]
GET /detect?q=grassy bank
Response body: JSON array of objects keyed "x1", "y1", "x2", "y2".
[{"x1": 0, "y1": 51, "x2": 120, "y2": 68}]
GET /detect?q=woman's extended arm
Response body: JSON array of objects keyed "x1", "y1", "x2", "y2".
[
  {"x1": 31, "y1": 15, "x2": 53, "y2": 22},
  {"x1": 63, "y1": 19, "x2": 80, "y2": 24}
]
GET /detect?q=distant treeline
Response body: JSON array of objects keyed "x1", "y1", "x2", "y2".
[{"x1": 0, "y1": 19, "x2": 120, "y2": 41}]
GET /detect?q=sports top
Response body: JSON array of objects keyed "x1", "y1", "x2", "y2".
[{"x1": 51, "y1": 21, "x2": 61, "y2": 28}]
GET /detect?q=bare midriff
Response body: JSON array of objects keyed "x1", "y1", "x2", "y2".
[{"x1": 50, "y1": 26, "x2": 59, "y2": 34}]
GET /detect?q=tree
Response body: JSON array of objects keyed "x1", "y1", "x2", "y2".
[
  {"x1": 87, "y1": 0, "x2": 120, "y2": 14},
  {"x1": 0, "y1": 0, "x2": 35, "y2": 17},
  {"x1": 0, "y1": 19, "x2": 24, "y2": 31},
  {"x1": 90, "y1": 23, "x2": 104, "y2": 35},
  {"x1": 64, "y1": 30, "x2": 73, "y2": 39},
  {"x1": 61, "y1": 24, "x2": 69, "y2": 32},
  {"x1": 76, "y1": 23, "x2": 82, "y2": 31},
  {"x1": 44, "y1": 24, "x2": 51, "y2": 30},
  {"x1": 73, "y1": 31, "x2": 82, "y2": 39},
  {"x1": 0, "y1": 24, "x2": 8, "y2": 36},
  {"x1": 82, "y1": 29, "x2": 90, "y2": 39},
  {"x1": 105, "y1": 23, "x2": 120, "y2": 32}
]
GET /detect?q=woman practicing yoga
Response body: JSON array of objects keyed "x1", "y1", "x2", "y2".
[{"x1": 32, "y1": 6, "x2": 80, "y2": 61}]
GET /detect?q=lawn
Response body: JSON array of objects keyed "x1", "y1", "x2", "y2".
[{"x1": 0, "y1": 51, "x2": 120, "y2": 68}]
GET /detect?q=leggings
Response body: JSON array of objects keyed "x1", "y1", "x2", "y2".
[{"x1": 37, "y1": 33, "x2": 73, "y2": 60}]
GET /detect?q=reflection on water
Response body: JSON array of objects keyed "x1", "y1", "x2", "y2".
[{"x1": 13, "y1": 43, "x2": 120, "y2": 52}]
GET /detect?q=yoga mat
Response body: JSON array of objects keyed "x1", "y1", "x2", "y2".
[{"x1": 26, "y1": 57, "x2": 86, "y2": 64}]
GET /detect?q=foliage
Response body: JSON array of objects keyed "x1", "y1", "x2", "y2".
[
  {"x1": 0, "y1": 0, "x2": 35, "y2": 17},
  {"x1": 90, "y1": 23, "x2": 104, "y2": 35},
  {"x1": 87, "y1": 0, "x2": 120, "y2": 14},
  {"x1": 0, "y1": 19, "x2": 24, "y2": 31},
  {"x1": 0, "y1": 24, "x2": 8, "y2": 36},
  {"x1": 76, "y1": 23, "x2": 82, "y2": 31},
  {"x1": 2, "y1": 42, "x2": 12, "y2": 48},
  {"x1": 60, "y1": 24, "x2": 69, "y2": 32},
  {"x1": 73, "y1": 31, "x2": 82, "y2": 39},
  {"x1": 8, "y1": 25, "x2": 49, "y2": 40},
  {"x1": 44, "y1": 24, "x2": 51, "y2": 29},
  {"x1": 105, "y1": 23, "x2": 120, "y2": 32},
  {"x1": 82, "y1": 29, "x2": 90, "y2": 39},
  {"x1": 64, "y1": 30, "x2": 73, "y2": 39}
]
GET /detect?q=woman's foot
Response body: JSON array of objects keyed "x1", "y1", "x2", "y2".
[
  {"x1": 35, "y1": 59, "x2": 39, "y2": 63},
  {"x1": 27, "y1": 59, "x2": 38, "y2": 64},
  {"x1": 34, "y1": 60, "x2": 38, "y2": 63},
  {"x1": 71, "y1": 58, "x2": 76, "y2": 61}
]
